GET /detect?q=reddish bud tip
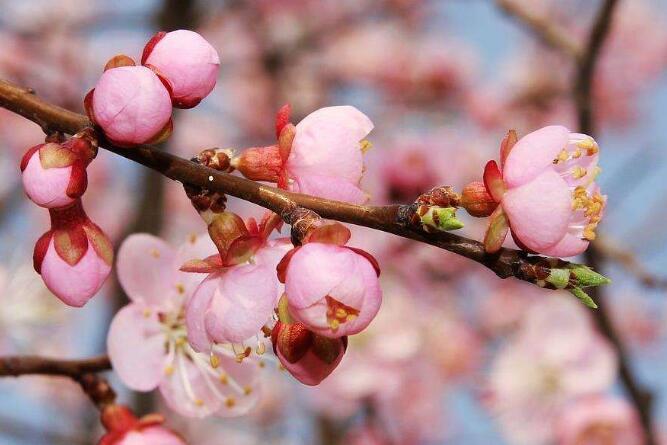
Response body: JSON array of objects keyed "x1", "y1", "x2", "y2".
[
  {"x1": 104, "y1": 54, "x2": 136, "y2": 71},
  {"x1": 461, "y1": 181, "x2": 499, "y2": 217},
  {"x1": 233, "y1": 145, "x2": 283, "y2": 182}
]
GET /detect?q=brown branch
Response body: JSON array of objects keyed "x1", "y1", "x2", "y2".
[
  {"x1": 495, "y1": 0, "x2": 582, "y2": 60},
  {"x1": 0, "y1": 354, "x2": 114, "y2": 410},
  {"x1": 0, "y1": 78, "x2": 586, "y2": 288},
  {"x1": 567, "y1": 0, "x2": 657, "y2": 443},
  {"x1": 0, "y1": 354, "x2": 111, "y2": 377}
]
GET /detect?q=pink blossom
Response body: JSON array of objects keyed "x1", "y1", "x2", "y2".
[
  {"x1": 234, "y1": 105, "x2": 374, "y2": 204},
  {"x1": 34, "y1": 201, "x2": 113, "y2": 307},
  {"x1": 271, "y1": 320, "x2": 347, "y2": 386},
  {"x1": 108, "y1": 234, "x2": 263, "y2": 418},
  {"x1": 483, "y1": 126, "x2": 606, "y2": 257},
  {"x1": 286, "y1": 106, "x2": 373, "y2": 203},
  {"x1": 556, "y1": 396, "x2": 644, "y2": 445},
  {"x1": 142, "y1": 30, "x2": 220, "y2": 109},
  {"x1": 487, "y1": 295, "x2": 617, "y2": 445},
  {"x1": 282, "y1": 243, "x2": 382, "y2": 338},
  {"x1": 88, "y1": 66, "x2": 173, "y2": 146},
  {"x1": 115, "y1": 426, "x2": 187, "y2": 445}
]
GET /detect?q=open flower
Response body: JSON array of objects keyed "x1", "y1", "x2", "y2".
[
  {"x1": 142, "y1": 30, "x2": 220, "y2": 109},
  {"x1": 280, "y1": 242, "x2": 382, "y2": 338},
  {"x1": 234, "y1": 105, "x2": 374, "y2": 204},
  {"x1": 33, "y1": 200, "x2": 113, "y2": 307},
  {"x1": 86, "y1": 66, "x2": 173, "y2": 147},
  {"x1": 556, "y1": 396, "x2": 644, "y2": 445},
  {"x1": 108, "y1": 234, "x2": 264, "y2": 418},
  {"x1": 481, "y1": 126, "x2": 606, "y2": 257}
]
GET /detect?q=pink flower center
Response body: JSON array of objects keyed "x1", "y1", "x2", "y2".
[
  {"x1": 325, "y1": 296, "x2": 359, "y2": 332},
  {"x1": 552, "y1": 134, "x2": 606, "y2": 241},
  {"x1": 155, "y1": 308, "x2": 271, "y2": 410}
]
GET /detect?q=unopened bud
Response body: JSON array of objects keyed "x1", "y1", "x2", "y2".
[
  {"x1": 461, "y1": 181, "x2": 498, "y2": 217},
  {"x1": 232, "y1": 145, "x2": 283, "y2": 182}
]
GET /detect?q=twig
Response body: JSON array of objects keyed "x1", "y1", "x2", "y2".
[
  {"x1": 568, "y1": 0, "x2": 657, "y2": 443},
  {"x1": 495, "y1": 0, "x2": 582, "y2": 60},
  {"x1": 0, "y1": 354, "x2": 115, "y2": 410},
  {"x1": 0, "y1": 78, "x2": 589, "y2": 290}
]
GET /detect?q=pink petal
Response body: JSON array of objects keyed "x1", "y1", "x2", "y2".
[
  {"x1": 159, "y1": 353, "x2": 222, "y2": 418},
  {"x1": 503, "y1": 125, "x2": 570, "y2": 188},
  {"x1": 118, "y1": 426, "x2": 186, "y2": 445},
  {"x1": 284, "y1": 243, "x2": 357, "y2": 309},
  {"x1": 287, "y1": 106, "x2": 372, "y2": 183},
  {"x1": 292, "y1": 174, "x2": 367, "y2": 204},
  {"x1": 117, "y1": 234, "x2": 176, "y2": 308},
  {"x1": 502, "y1": 170, "x2": 571, "y2": 253},
  {"x1": 205, "y1": 264, "x2": 278, "y2": 344},
  {"x1": 540, "y1": 232, "x2": 589, "y2": 258},
  {"x1": 184, "y1": 276, "x2": 217, "y2": 353},
  {"x1": 107, "y1": 304, "x2": 166, "y2": 391}
]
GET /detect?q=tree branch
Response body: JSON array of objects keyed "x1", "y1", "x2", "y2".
[
  {"x1": 0, "y1": 78, "x2": 592, "y2": 289},
  {"x1": 567, "y1": 0, "x2": 656, "y2": 443},
  {"x1": 0, "y1": 355, "x2": 111, "y2": 378},
  {"x1": 495, "y1": 0, "x2": 582, "y2": 60}
]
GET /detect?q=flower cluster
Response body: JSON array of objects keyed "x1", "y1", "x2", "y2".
[
  {"x1": 85, "y1": 30, "x2": 219, "y2": 146},
  {"x1": 20, "y1": 130, "x2": 113, "y2": 307}
]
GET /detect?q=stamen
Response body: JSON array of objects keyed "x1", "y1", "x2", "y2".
[
  {"x1": 177, "y1": 352, "x2": 204, "y2": 408},
  {"x1": 572, "y1": 166, "x2": 587, "y2": 179}
]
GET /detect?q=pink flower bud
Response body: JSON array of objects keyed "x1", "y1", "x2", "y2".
[
  {"x1": 20, "y1": 134, "x2": 96, "y2": 208},
  {"x1": 87, "y1": 66, "x2": 173, "y2": 147},
  {"x1": 280, "y1": 243, "x2": 382, "y2": 338},
  {"x1": 34, "y1": 201, "x2": 113, "y2": 307},
  {"x1": 99, "y1": 405, "x2": 186, "y2": 445},
  {"x1": 232, "y1": 144, "x2": 282, "y2": 182},
  {"x1": 142, "y1": 30, "x2": 220, "y2": 109},
  {"x1": 271, "y1": 320, "x2": 347, "y2": 386}
]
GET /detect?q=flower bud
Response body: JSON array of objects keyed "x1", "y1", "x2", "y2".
[
  {"x1": 280, "y1": 243, "x2": 382, "y2": 338},
  {"x1": 271, "y1": 320, "x2": 347, "y2": 386},
  {"x1": 99, "y1": 404, "x2": 186, "y2": 445},
  {"x1": 86, "y1": 66, "x2": 173, "y2": 147},
  {"x1": 142, "y1": 30, "x2": 220, "y2": 109},
  {"x1": 460, "y1": 181, "x2": 498, "y2": 217},
  {"x1": 34, "y1": 201, "x2": 113, "y2": 307},
  {"x1": 20, "y1": 133, "x2": 97, "y2": 208},
  {"x1": 417, "y1": 205, "x2": 464, "y2": 232},
  {"x1": 232, "y1": 145, "x2": 283, "y2": 182}
]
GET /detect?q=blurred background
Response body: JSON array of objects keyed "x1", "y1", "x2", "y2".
[{"x1": 1, "y1": 0, "x2": 666, "y2": 443}]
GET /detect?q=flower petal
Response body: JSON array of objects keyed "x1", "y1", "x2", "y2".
[
  {"x1": 107, "y1": 304, "x2": 166, "y2": 391},
  {"x1": 503, "y1": 125, "x2": 569, "y2": 188},
  {"x1": 205, "y1": 264, "x2": 278, "y2": 344},
  {"x1": 292, "y1": 174, "x2": 368, "y2": 204},
  {"x1": 502, "y1": 170, "x2": 571, "y2": 253}
]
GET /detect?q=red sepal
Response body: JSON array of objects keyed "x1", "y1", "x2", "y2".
[
  {"x1": 305, "y1": 222, "x2": 351, "y2": 246},
  {"x1": 276, "y1": 247, "x2": 300, "y2": 283},
  {"x1": 104, "y1": 54, "x2": 136, "y2": 71},
  {"x1": 20, "y1": 144, "x2": 42, "y2": 172},
  {"x1": 66, "y1": 159, "x2": 88, "y2": 199},
  {"x1": 483, "y1": 160, "x2": 505, "y2": 203},
  {"x1": 141, "y1": 31, "x2": 166, "y2": 65},
  {"x1": 275, "y1": 104, "x2": 291, "y2": 139},
  {"x1": 82, "y1": 221, "x2": 114, "y2": 265},
  {"x1": 180, "y1": 254, "x2": 224, "y2": 273},
  {"x1": 278, "y1": 123, "x2": 296, "y2": 164},
  {"x1": 83, "y1": 89, "x2": 96, "y2": 124},
  {"x1": 499, "y1": 129, "x2": 518, "y2": 169},
  {"x1": 483, "y1": 205, "x2": 509, "y2": 254},
  {"x1": 33, "y1": 231, "x2": 53, "y2": 274},
  {"x1": 223, "y1": 236, "x2": 263, "y2": 266},
  {"x1": 311, "y1": 334, "x2": 346, "y2": 364},
  {"x1": 39, "y1": 142, "x2": 78, "y2": 169},
  {"x1": 272, "y1": 321, "x2": 313, "y2": 364}
]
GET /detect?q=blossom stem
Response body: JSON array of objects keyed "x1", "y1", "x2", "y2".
[
  {"x1": 0, "y1": 354, "x2": 115, "y2": 410},
  {"x1": 0, "y1": 78, "x2": 600, "y2": 290}
]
